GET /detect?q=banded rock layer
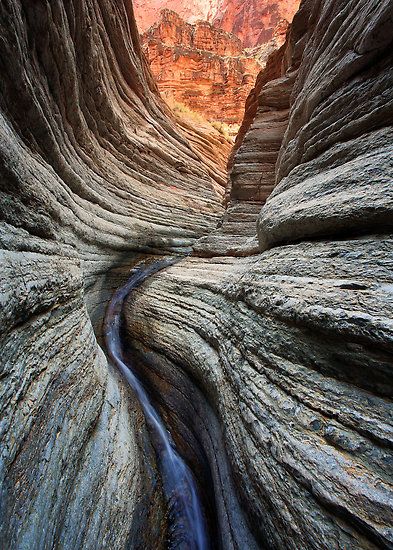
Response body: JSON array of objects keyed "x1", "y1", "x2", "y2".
[
  {"x1": 193, "y1": 11, "x2": 300, "y2": 257},
  {"x1": 142, "y1": 10, "x2": 262, "y2": 125},
  {"x1": 134, "y1": 0, "x2": 300, "y2": 48},
  {"x1": 0, "y1": 0, "x2": 226, "y2": 547},
  {"x1": 126, "y1": 0, "x2": 393, "y2": 549}
]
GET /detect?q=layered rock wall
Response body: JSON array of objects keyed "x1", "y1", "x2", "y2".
[
  {"x1": 127, "y1": 1, "x2": 393, "y2": 548},
  {"x1": 133, "y1": 0, "x2": 222, "y2": 33},
  {"x1": 258, "y1": 0, "x2": 393, "y2": 250},
  {"x1": 2, "y1": 0, "x2": 393, "y2": 548},
  {"x1": 142, "y1": 10, "x2": 261, "y2": 124},
  {"x1": 0, "y1": 0, "x2": 225, "y2": 547},
  {"x1": 134, "y1": 0, "x2": 300, "y2": 48},
  {"x1": 193, "y1": 9, "x2": 303, "y2": 256},
  {"x1": 213, "y1": 0, "x2": 300, "y2": 46}
]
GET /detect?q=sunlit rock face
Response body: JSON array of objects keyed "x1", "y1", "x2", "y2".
[
  {"x1": 141, "y1": 10, "x2": 262, "y2": 125},
  {"x1": 213, "y1": 0, "x2": 301, "y2": 47},
  {"x1": 133, "y1": 0, "x2": 222, "y2": 33},
  {"x1": 126, "y1": 1, "x2": 393, "y2": 548},
  {"x1": 134, "y1": 0, "x2": 300, "y2": 48},
  {"x1": 0, "y1": 0, "x2": 226, "y2": 547}
]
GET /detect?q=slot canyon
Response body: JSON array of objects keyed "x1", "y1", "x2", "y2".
[{"x1": 0, "y1": 0, "x2": 392, "y2": 549}]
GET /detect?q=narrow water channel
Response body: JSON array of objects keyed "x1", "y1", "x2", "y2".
[{"x1": 103, "y1": 257, "x2": 210, "y2": 550}]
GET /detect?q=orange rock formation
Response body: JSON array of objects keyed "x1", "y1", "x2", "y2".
[
  {"x1": 213, "y1": 0, "x2": 300, "y2": 47},
  {"x1": 141, "y1": 10, "x2": 261, "y2": 125},
  {"x1": 134, "y1": 0, "x2": 300, "y2": 47}
]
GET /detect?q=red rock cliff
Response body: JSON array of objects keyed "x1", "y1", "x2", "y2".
[
  {"x1": 134, "y1": 0, "x2": 300, "y2": 48},
  {"x1": 213, "y1": 0, "x2": 300, "y2": 47},
  {"x1": 133, "y1": 0, "x2": 221, "y2": 33},
  {"x1": 142, "y1": 10, "x2": 261, "y2": 125}
]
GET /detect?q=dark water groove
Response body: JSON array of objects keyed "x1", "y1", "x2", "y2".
[{"x1": 103, "y1": 256, "x2": 210, "y2": 550}]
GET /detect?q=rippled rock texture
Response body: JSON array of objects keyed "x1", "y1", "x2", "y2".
[
  {"x1": 127, "y1": 0, "x2": 393, "y2": 548},
  {"x1": 142, "y1": 9, "x2": 261, "y2": 125},
  {"x1": 193, "y1": 8, "x2": 301, "y2": 257},
  {"x1": 0, "y1": 0, "x2": 225, "y2": 547}
]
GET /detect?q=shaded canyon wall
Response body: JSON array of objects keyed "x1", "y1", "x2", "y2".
[
  {"x1": 126, "y1": 0, "x2": 393, "y2": 549},
  {"x1": 0, "y1": 0, "x2": 226, "y2": 547}
]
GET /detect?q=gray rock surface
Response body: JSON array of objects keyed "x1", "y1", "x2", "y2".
[
  {"x1": 194, "y1": 3, "x2": 309, "y2": 257},
  {"x1": 258, "y1": 0, "x2": 393, "y2": 250},
  {"x1": 125, "y1": 0, "x2": 393, "y2": 548},
  {"x1": 127, "y1": 239, "x2": 393, "y2": 548},
  {"x1": 0, "y1": 0, "x2": 225, "y2": 547},
  {"x1": 1, "y1": 0, "x2": 393, "y2": 548}
]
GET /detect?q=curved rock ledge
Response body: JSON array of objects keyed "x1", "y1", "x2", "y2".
[
  {"x1": 1, "y1": 0, "x2": 393, "y2": 548},
  {"x1": 126, "y1": 238, "x2": 393, "y2": 549},
  {"x1": 0, "y1": 0, "x2": 226, "y2": 547},
  {"x1": 125, "y1": 0, "x2": 393, "y2": 548},
  {"x1": 258, "y1": 0, "x2": 393, "y2": 250}
]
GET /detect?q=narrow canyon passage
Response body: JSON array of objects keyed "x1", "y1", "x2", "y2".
[
  {"x1": 104, "y1": 257, "x2": 210, "y2": 550},
  {"x1": 0, "y1": 0, "x2": 392, "y2": 549}
]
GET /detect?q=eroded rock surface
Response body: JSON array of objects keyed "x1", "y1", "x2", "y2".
[
  {"x1": 142, "y1": 9, "x2": 262, "y2": 125},
  {"x1": 194, "y1": 7, "x2": 304, "y2": 256},
  {"x1": 2, "y1": 0, "x2": 393, "y2": 548},
  {"x1": 0, "y1": 0, "x2": 225, "y2": 547},
  {"x1": 134, "y1": 0, "x2": 300, "y2": 48},
  {"x1": 213, "y1": 0, "x2": 300, "y2": 47},
  {"x1": 126, "y1": 0, "x2": 393, "y2": 548},
  {"x1": 133, "y1": 0, "x2": 222, "y2": 33}
]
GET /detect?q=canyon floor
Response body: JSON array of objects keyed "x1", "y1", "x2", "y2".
[{"x1": 0, "y1": 0, "x2": 392, "y2": 549}]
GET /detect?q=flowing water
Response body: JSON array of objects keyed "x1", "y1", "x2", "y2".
[{"x1": 103, "y1": 257, "x2": 210, "y2": 550}]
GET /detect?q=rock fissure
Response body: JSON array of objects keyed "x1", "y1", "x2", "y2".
[{"x1": 1, "y1": 0, "x2": 393, "y2": 548}]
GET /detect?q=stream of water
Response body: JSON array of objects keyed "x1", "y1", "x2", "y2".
[{"x1": 103, "y1": 257, "x2": 210, "y2": 550}]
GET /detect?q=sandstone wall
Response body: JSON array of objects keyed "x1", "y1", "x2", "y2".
[
  {"x1": 213, "y1": 0, "x2": 300, "y2": 47},
  {"x1": 192, "y1": 7, "x2": 305, "y2": 257},
  {"x1": 126, "y1": 0, "x2": 393, "y2": 548},
  {"x1": 0, "y1": 0, "x2": 225, "y2": 547},
  {"x1": 142, "y1": 10, "x2": 261, "y2": 124},
  {"x1": 133, "y1": 0, "x2": 222, "y2": 33},
  {"x1": 133, "y1": 0, "x2": 300, "y2": 48}
]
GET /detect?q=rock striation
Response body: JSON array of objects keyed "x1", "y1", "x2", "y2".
[
  {"x1": 126, "y1": 1, "x2": 393, "y2": 549},
  {"x1": 2, "y1": 0, "x2": 393, "y2": 548},
  {"x1": 0, "y1": 0, "x2": 226, "y2": 547},
  {"x1": 194, "y1": 15, "x2": 297, "y2": 256},
  {"x1": 141, "y1": 10, "x2": 262, "y2": 125}
]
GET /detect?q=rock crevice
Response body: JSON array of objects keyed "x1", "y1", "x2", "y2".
[
  {"x1": 0, "y1": 0, "x2": 225, "y2": 547},
  {"x1": 1, "y1": 0, "x2": 393, "y2": 549},
  {"x1": 126, "y1": 0, "x2": 393, "y2": 548}
]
